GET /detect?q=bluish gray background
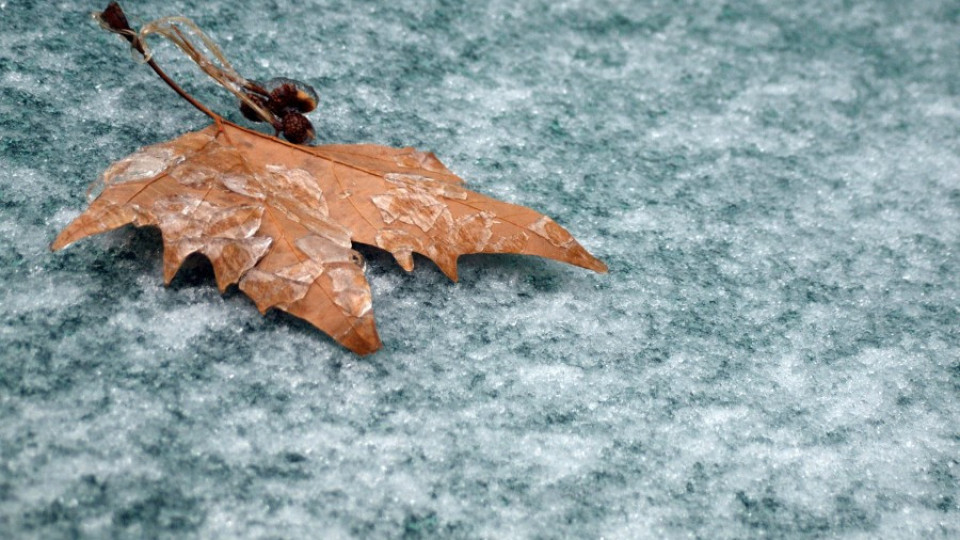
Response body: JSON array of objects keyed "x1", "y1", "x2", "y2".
[{"x1": 2, "y1": 0, "x2": 959, "y2": 538}]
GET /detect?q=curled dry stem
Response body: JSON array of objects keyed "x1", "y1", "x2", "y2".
[{"x1": 94, "y1": 2, "x2": 277, "y2": 127}]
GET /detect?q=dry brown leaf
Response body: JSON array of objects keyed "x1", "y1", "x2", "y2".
[
  {"x1": 52, "y1": 122, "x2": 607, "y2": 354},
  {"x1": 53, "y1": 3, "x2": 606, "y2": 354}
]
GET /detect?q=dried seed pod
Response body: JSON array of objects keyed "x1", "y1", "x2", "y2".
[
  {"x1": 239, "y1": 92, "x2": 271, "y2": 122},
  {"x1": 281, "y1": 111, "x2": 315, "y2": 144},
  {"x1": 265, "y1": 77, "x2": 319, "y2": 114}
]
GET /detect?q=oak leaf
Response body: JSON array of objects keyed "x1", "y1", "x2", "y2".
[{"x1": 52, "y1": 122, "x2": 607, "y2": 354}]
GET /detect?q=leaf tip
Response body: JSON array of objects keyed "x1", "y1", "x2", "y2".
[
  {"x1": 326, "y1": 311, "x2": 382, "y2": 355},
  {"x1": 50, "y1": 220, "x2": 96, "y2": 252},
  {"x1": 436, "y1": 255, "x2": 459, "y2": 282},
  {"x1": 50, "y1": 215, "x2": 94, "y2": 252},
  {"x1": 588, "y1": 257, "x2": 609, "y2": 274},
  {"x1": 348, "y1": 330, "x2": 383, "y2": 355},
  {"x1": 562, "y1": 241, "x2": 608, "y2": 274},
  {"x1": 214, "y1": 277, "x2": 232, "y2": 294},
  {"x1": 49, "y1": 235, "x2": 70, "y2": 252},
  {"x1": 162, "y1": 250, "x2": 184, "y2": 286},
  {"x1": 392, "y1": 251, "x2": 415, "y2": 272}
]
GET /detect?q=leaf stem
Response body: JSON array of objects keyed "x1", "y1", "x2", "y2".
[{"x1": 143, "y1": 53, "x2": 223, "y2": 122}]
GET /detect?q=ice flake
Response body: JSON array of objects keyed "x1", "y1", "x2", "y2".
[
  {"x1": 220, "y1": 173, "x2": 267, "y2": 200},
  {"x1": 327, "y1": 267, "x2": 373, "y2": 317},
  {"x1": 104, "y1": 146, "x2": 182, "y2": 185},
  {"x1": 384, "y1": 173, "x2": 468, "y2": 200},
  {"x1": 528, "y1": 216, "x2": 574, "y2": 249},
  {"x1": 266, "y1": 164, "x2": 327, "y2": 216},
  {"x1": 371, "y1": 189, "x2": 446, "y2": 232}
]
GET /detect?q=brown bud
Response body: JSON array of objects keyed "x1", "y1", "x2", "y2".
[
  {"x1": 100, "y1": 2, "x2": 134, "y2": 40},
  {"x1": 281, "y1": 112, "x2": 315, "y2": 144}
]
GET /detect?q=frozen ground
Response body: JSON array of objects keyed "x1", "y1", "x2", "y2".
[{"x1": 2, "y1": 0, "x2": 959, "y2": 537}]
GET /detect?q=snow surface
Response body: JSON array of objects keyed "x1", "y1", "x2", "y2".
[{"x1": 1, "y1": 0, "x2": 959, "y2": 537}]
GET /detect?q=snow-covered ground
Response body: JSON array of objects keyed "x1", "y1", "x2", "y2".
[{"x1": 1, "y1": 1, "x2": 958, "y2": 537}]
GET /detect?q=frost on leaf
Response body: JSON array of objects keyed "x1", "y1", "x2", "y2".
[{"x1": 52, "y1": 121, "x2": 606, "y2": 354}]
